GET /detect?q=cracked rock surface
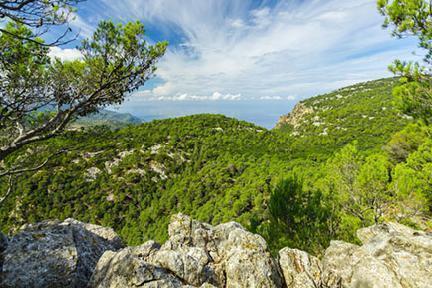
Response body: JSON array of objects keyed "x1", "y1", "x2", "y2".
[
  {"x1": 321, "y1": 222, "x2": 432, "y2": 288},
  {"x1": 0, "y1": 218, "x2": 123, "y2": 288},
  {"x1": 90, "y1": 214, "x2": 283, "y2": 288}
]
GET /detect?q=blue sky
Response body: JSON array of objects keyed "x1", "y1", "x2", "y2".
[{"x1": 46, "y1": 0, "x2": 420, "y2": 127}]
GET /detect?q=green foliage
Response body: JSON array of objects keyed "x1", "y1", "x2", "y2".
[
  {"x1": 0, "y1": 19, "x2": 167, "y2": 162},
  {"x1": 393, "y1": 140, "x2": 432, "y2": 217},
  {"x1": 356, "y1": 154, "x2": 393, "y2": 223},
  {"x1": 378, "y1": 0, "x2": 432, "y2": 123},
  {"x1": 264, "y1": 176, "x2": 333, "y2": 254},
  {"x1": 384, "y1": 123, "x2": 431, "y2": 163},
  {"x1": 375, "y1": 0, "x2": 432, "y2": 228},
  {"x1": 388, "y1": 61, "x2": 432, "y2": 124},
  {"x1": 378, "y1": 0, "x2": 432, "y2": 51}
]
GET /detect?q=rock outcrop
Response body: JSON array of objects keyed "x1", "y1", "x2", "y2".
[
  {"x1": 1, "y1": 218, "x2": 123, "y2": 288},
  {"x1": 1, "y1": 216, "x2": 432, "y2": 288},
  {"x1": 276, "y1": 102, "x2": 314, "y2": 129},
  {"x1": 90, "y1": 214, "x2": 283, "y2": 288},
  {"x1": 321, "y1": 222, "x2": 432, "y2": 288}
]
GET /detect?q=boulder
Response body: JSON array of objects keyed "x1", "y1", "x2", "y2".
[
  {"x1": 91, "y1": 213, "x2": 283, "y2": 288},
  {"x1": 1, "y1": 218, "x2": 123, "y2": 288},
  {"x1": 212, "y1": 221, "x2": 283, "y2": 287},
  {"x1": 90, "y1": 241, "x2": 189, "y2": 288},
  {"x1": 321, "y1": 222, "x2": 432, "y2": 288},
  {"x1": 278, "y1": 247, "x2": 321, "y2": 288}
]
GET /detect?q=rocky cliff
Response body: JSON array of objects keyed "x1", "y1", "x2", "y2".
[
  {"x1": 1, "y1": 214, "x2": 431, "y2": 288},
  {"x1": 276, "y1": 102, "x2": 314, "y2": 131}
]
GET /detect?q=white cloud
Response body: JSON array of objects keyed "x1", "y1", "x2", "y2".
[
  {"x1": 96, "y1": 0, "x2": 419, "y2": 101},
  {"x1": 210, "y1": 92, "x2": 241, "y2": 101},
  {"x1": 259, "y1": 96, "x2": 282, "y2": 100},
  {"x1": 229, "y1": 19, "x2": 247, "y2": 29},
  {"x1": 152, "y1": 81, "x2": 175, "y2": 96},
  {"x1": 133, "y1": 91, "x2": 242, "y2": 101},
  {"x1": 48, "y1": 47, "x2": 82, "y2": 61}
]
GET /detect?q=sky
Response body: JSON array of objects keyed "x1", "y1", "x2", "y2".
[{"x1": 48, "y1": 0, "x2": 419, "y2": 128}]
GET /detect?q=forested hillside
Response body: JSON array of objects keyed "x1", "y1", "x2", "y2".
[
  {"x1": 277, "y1": 78, "x2": 411, "y2": 157},
  {"x1": 71, "y1": 110, "x2": 142, "y2": 129},
  {"x1": 1, "y1": 78, "x2": 430, "y2": 255}
]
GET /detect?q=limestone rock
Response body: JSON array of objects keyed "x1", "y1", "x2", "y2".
[
  {"x1": 157, "y1": 214, "x2": 283, "y2": 287},
  {"x1": 3, "y1": 215, "x2": 432, "y2": 288},
  {"x1": 276, "y1": 102, "x2": 314, "y2": 129},
  {"x1": 91, "y1": 214, "x2": 283, "y2": 288},
  {"x1": 213, "y1": 222, "x2": 283, "y2": 287},
  {"x1": 321, "y1": 222, "x2": 432, "y2": 288},
  {"x1": 278, "y1": 247, "x2": 321, "y2": 288},
  {"x1": 1, "y1": 218, "x2": 123, "y2": 288},
  {"x1": 90, "y1": 241, "x2": 188, "y2": 288},
  {"x1": 356, "y1": 221, "x2": 417, "y2": 243},
  {"x1": 90, "y1": 240, "x2": 217, "y2": 288}
]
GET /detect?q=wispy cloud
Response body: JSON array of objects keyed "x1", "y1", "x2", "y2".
[
  {"x1": 69, "y1": 14, "x2": 95, "y2": 39},
  {"x1": 86, "y1": 0, "x2": 418, "y2": 101}
]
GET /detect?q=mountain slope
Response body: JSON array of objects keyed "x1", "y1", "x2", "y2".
[
  {"x1": 71, "y1": 109, "x2": 142, "y2": 129},
  {"x1": 277, "y1": 78, "x2": 412, "y2": 158},
  {"x1": 1, "y1": 115, "x2": 288, "y2": 245}
]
